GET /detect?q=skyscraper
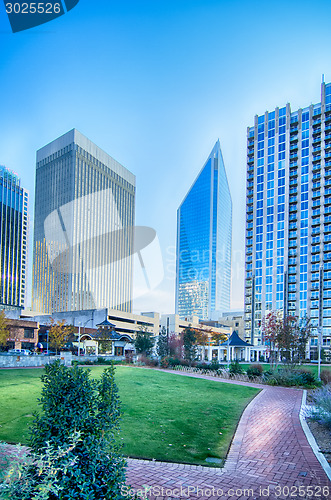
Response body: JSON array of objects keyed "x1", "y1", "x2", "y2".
[
  {"x1": 32, "y1": 129, "x2": 135, "y2": 314},
  {"x1": 0, "y1": 166, "x2": 28, "y2": 310},
  {"x1": 245, "y1": 81, "x2": 331, "y2": 358},
  {"x1": 176, "y1": 140, "x2": 232, "y2": 320}
]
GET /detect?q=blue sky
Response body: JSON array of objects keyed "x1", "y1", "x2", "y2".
[{"x1": 1, "y1": 0, "x2": 331, "y2": 314}]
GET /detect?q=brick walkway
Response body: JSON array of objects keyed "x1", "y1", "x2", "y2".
[{"x1": 126, "y1": 370, "x2": 331, "y2": 500}]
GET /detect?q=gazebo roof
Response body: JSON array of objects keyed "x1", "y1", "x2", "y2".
[
  {"x1": 96, "y1": 319, "x2": 116, "y2": 328},
  {"x1": 220, "y1": 331, "x2": 253, "y2": 347}
]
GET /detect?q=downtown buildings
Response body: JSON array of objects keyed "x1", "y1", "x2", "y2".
[
  {"x1": 0, "y1": 166, "x2": 28, "y2": 310},
  {"x1": 245, "y1": 81, "x2": 331, "y2": 358},
  {"x1": 176, "y1": 140, "x2": 232, "y2": 321},
  {"x1": 32, "y1": 129, "x2": 136, "y2": 314}
]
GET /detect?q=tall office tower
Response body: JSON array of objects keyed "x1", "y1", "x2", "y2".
[
  {"x1": 32, "y1": 129, "x2": 135, "y2": 314},
  {"x1": 0, "y1": 166, "x2": 28, "y2": 310},
  {"x1": 176, "y1": 140, "x2": 232, "y2": 320},
  {"x1": 245, "y1": 81, "x2": 331, "y2": 357}
]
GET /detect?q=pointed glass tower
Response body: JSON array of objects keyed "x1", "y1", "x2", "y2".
[{"x1": 176, "y1": 140, "x2": 232, "y2": 320}]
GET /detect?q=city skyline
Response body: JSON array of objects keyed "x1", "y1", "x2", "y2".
[
  {"x1": 176, "y1": 140, "x2": 232, "y2": 320},
  {"x1": 1, "y1": 1, "x2": 331, "y2": 314},
  {"x1": 32, "y1": 129, "x2": 136, "y2": 314}
]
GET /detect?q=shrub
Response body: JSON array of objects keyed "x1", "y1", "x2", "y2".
[
  {"x1": 168, "y1": 357, "x2": 181, "y2": 367},
  {"x1": 320, "y1": 369, "x2": 331, "y2": 385},
  {"x1": 2, "y1": 361, "x2": 127, "y2": 499},
  {"x1": 262, "y1": 367, "x2": 318, "y2": 388},
  {"x1": 160, "y1": 356, "x2": 170, "y2": 368},
  {"x1": 246, "y1": 364, "x2": 263, "y2": 379},
  {"x1": 138, "y1": 355, "x2": 158, "y2": 367},
  {"x1": 309, "y1": 386, "x2": 331, "y2": 430},
  {"x1": 229, "y1": 361, "x2": 244, "y2": 375}
]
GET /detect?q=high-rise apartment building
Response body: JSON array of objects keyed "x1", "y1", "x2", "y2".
[
  {"x1": 32, "y1": 129, "x2": 135, "y2": 314},
  {"x1": 176, "y1": 140, "x2": 232, "y2": 320},
  {"x1": 0, "y1": 166, "x2": 28, "y2": 310},
  {"x1": 245, "y1": 82, "x2": 331, "y2": 358}
]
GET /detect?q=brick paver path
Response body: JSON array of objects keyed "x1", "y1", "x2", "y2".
[{"x1": 126, "y1": 370, "x2": 331, "y2": 500}]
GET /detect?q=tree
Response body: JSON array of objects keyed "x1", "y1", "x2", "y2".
[
  {"x1": 168, "y1": 333, "x2": 183, "y2": 359},
  {"x1": 262, "y1": 311, "x2": 311, "y2": 366},
  {"x1": 95, "y1": 326, "x2": 114, "y2": 354},
  {"x1": 194, "y1": 328, "x2": 209, "y2": 347},
  {"x1": 156, "y1": 326, "x2": 169, "y2": 358},
  {"x1": 48, "y1": 319, "x2": 74, "y2": 354},
  {"x1": 134, "y1": 325, "x2": 154, "y2": 356},
  {"x1": 2, "y1": 361, "x2": 127, "y2": 499},
  {"x1": 0, "y1": 310, "x2": 9, "y2": 350},
  {"x1": 182, "y1": 327, "x2": 197, "y2": 363},
  {"x1": 210, "y1": 331, "x2": 228, "y2": 346}
]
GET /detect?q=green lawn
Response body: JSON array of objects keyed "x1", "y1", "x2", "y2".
[
  {"x1": 0, "y1": 366, "x2": 259, "y2": 466},
  {"x1": 238, "y1": 363, "x2": 331, "y2": 377}
]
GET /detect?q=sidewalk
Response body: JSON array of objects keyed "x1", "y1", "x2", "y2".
[{"x1": 126, "y1": 370, "x2": 331, "y2": 500}]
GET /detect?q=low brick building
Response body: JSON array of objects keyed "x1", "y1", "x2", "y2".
[{"x1": 6, "y1": 319, "x2": 39, "y2": 351}]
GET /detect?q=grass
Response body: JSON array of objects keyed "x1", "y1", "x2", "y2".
[
  {"x1": 0, "y1": 366, "x2": 259, "y2": 466},
  {"x1": 238, "y1": 363, "x2": 331, "y2": 377}
]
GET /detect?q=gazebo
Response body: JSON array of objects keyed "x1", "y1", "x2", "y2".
[
  {"x1": 95, "y1": 319, "x2": 134, "y2": 357},
  {"x1": 219, "y1": 331, "x2": 253, "y2": 362}
]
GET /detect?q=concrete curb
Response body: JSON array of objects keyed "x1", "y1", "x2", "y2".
[{"x1": 300, "y1": 390, "x2": 331, "y2": 481}]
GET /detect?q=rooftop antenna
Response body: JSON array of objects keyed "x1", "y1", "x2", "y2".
[{"x1": 322, "y1": 74, "x2": 325, "y2": 84}]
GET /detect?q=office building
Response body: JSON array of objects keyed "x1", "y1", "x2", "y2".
[
  {"x1": 0, "y1": 166, "x2": 28, "y2": 310},
  {"x1": 176, "y1": 140, "x2": 232, "y2": 320},
  {"x1": 245, "y1": 81, "x2": 331, "y2": 358},
  {"x1": 32, "y1": 129, "x2": 135, "y2": 314}
]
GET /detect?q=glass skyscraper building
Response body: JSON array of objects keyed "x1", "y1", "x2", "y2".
[
  {"x1": 32, "y1": 129, "x2": 135, "y2": 314},
  {"x1": 176, "y1": 140, "x2": 232, "y2": 320},
  {"x1": 0, "y1": 166, "x2": 28, "y2": 310},
  {"x1": 245, "y1": 81, "x2": 331, "y2": 358}
]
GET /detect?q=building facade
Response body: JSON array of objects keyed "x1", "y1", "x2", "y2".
[
  {"x1": 32, "y1": 129, "x2": 135, "y2": 314},
  {"x1": 176, "y1": 140, "x2": 232, "y2": 320},
  {"x1": 245, "y1": 81, "x2": 331, "y2": 358},
  {"x1": 0, "y1": 166, "x2": 28, "y2": 310}
]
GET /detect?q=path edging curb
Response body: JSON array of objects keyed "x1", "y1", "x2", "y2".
[{"x1": 300, "y1": 390, "x2": 331, "y2": 481}]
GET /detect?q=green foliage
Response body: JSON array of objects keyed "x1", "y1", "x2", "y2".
[
  {"x1": 229, "y1": 361, "x2": 244, "y2": 375},
  {"x1": 309, "y1": 386, "x2": 331, "y2": 430},
  {"x1": 156, "y1": 327, "x2": 169, "y2": 358},
  {"x1": 3, "y1": 361, "x2": 127, "y2": 499},
  {"x1": 262, "y1": 367, "x2": 318, "y2": 387},
  {"x1": 0, "y1": 311, "x2": 9, "y2": 350},
  {"x1": 195, "y1": 360, "x2": 222, "y2": 372},
  {"x1": 1, "y1": 433, "x2": 80, "y2": 500},
  {"x1": 246, "y1": 364, "x2": 263, "y2": 379},
  {"x1": 134, "y1": 326, "x2": 154, "y2": 356},
  {"x1": 182, "y1": 327, "x2": 197, "y2": 363}
]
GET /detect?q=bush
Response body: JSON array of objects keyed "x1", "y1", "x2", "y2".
[
  {"x1": 262, "y1": 367, "x2": 318, "y2": 388},
  {"x1": 138, "y1": 355, "x2": 158, "y2": 367},
  {"x1": 2, "y1": 361, "x2": 127, "y2": 499},
  {"x1": 309, "y1": 386, "x2": 331, "y2": 430},
  {"x1": 246, "y1": 364, "x2": 263, "y2": 379},
  {"x1": 168, "y1": 357, "x2": 181, "y2": 367},
  {"x1": 229, "y1": 361, "x2": 244, "y2": 375},
  {"x1": 320, "y1": 369, "x2": 331, "y2": 385}
]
